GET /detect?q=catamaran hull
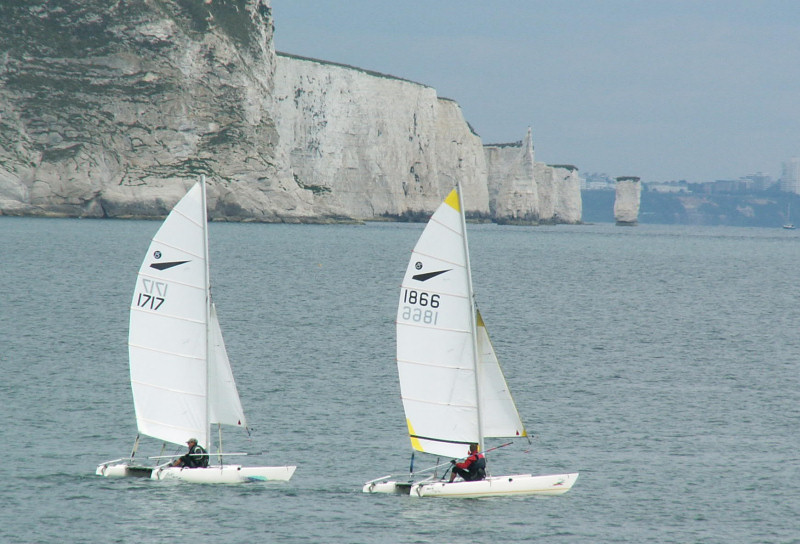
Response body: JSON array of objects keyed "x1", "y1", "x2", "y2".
[
  {"x1": 96, "y1": 462, "x2": 154, "y2": 478},
  {"x1": 364, "y1": 472, "x2": 578, "y2": 498},
  {"x1": 96, "y1": 462, "x2": 296, "y2": 482},
  {"x1": 412, "y1": 472, "x2": 578, "y2": 498},
  {"x1": 150, "y1": 465, "x2": 296, "y2": 483},
  {"x1": 362, "y1": 480, "x2": 414, "y2": 494}
]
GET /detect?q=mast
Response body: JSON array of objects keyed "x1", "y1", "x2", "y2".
[
  {"x1": 456, "y1": 182, "x2": 485, "y2": 453},
  {"x1": 201, "y1": 175, "x2": 211, "y2": 450}
]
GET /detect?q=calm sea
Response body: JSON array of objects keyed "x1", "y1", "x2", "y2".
[{"x1": 1, "y1": 217, "x2": 798, "y2": 543}]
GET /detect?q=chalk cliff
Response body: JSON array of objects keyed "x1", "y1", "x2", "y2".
[
  {"x1": 614, "y1": 176, "x2": 642, "y2": 225},
  {"x1": 550, "y1": 165, "x2": 582, "y2": 224},
  {"x1": 485, "y1": 131, "x2": 538, "y2": 223},
  {"x1": 272, "y1": 53, "x2": 489, "y2": 219},
  {"x1": 0, "y1": 0, "x2": 581, "y2": 223},
  {"x1": 0, "y1": 0, "x2": 317, "y2": 221},
  {"x1": 484, "y1": 128, "x2": 581, "y2": 224}
]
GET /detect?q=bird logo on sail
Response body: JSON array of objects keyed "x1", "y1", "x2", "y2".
[
  {"x1": 412, "y1": 265, "x2": 451, "y2": 282},
  {"x1": 148, "y1": 250, "x2": 190, "y2": 271},
  {"x1": 150, "y1": 260, "x2": 189, "y2": 270}
]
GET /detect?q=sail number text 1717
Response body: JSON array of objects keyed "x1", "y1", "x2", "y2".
[{"x1": 400, "y1": 289, "x2": 440, "y2": 325}]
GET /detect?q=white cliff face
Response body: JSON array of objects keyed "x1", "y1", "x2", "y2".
[
  {"x1": 484, "y1": 129, "x2": 538, "y2": 223},
  {"x1": 433, "y1": 98, "x2": 490, "y2": 217},
  {"x1": 0, "y1": 1, "x2": 579, "y2": 223},
  {"x1": 272, "y1": 54, "x2": 488, "y2": 219},
  {"x1": 485, "y1": 128, "x2": 582, "y2": 224},
  {"x1": 534, "y1": 162, "x2": 555, "y2": 222},
  {"x1": 0, "y1": 0, "x2": 319, "y2": 220},
  {"x1": 552, "y1": 166, "x2": 582, "y2": 223},
  {"x1": 614, "y1": 178, "x2": 642, "y2": 225}
]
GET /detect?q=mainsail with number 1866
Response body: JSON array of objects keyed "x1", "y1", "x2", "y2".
[{"x1": 364, "y1": 183, "x2": 578, "y2": 498}]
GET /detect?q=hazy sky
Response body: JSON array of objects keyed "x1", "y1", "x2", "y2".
[{"x1": 271, "y1": 1, "x2": 800, "y2": 183}]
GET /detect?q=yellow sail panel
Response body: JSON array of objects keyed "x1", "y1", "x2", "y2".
[
  {"x1": 406, "y1": 419, "x2": 424, "y2": 451},
  {"x1": 444, "y1": 188, "x2": 460, "y2": 212}
]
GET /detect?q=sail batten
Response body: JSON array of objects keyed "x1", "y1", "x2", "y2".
[
  {"x1": 397, "y1": 323, "x2": 470, "y2": 334},
  {"x1": 129, "y1": 313, "x2": 205, "y2": 326},
  {"x1": 427, "y1": 217, "x2": 462, "y2": 236},
  {"x1": 409, "y1": 435, "x2": 475, "y2": 445},
  {"x1": 408, "y1": 252, "x2": 462, "y2": 268},
  {"x1": 128, "y1": 344, "x2": 203, "y2": 361},
  {"x1": 130, "y1": 381, "x2": 206, "y2": 397},
  {"x1": 133, "y1": 273, "x2": 205, "y2": 290},
  {"x1": 402, "y1": 398, "x2": 476, "y2": 408},
  {"x1": 140, "y1": 241, "x2": 204, "y2": 259},
  {"x1": 397, "y1": 359, "x2": 472, "y2": 370}
]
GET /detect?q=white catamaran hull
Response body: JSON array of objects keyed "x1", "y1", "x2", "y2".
[
  {"x1": 364, "y1": 473, "x2": 578, "y2": 498},
  {"x1": 362, "y1": 479, "x2": 414, "y2": 494},
  {"x1": 96, "y1": 462, "x2": 153, "y2": 478},
  {"x1": 96, "y1": 462, "x2": 296, "y2": 483},
  {"x1": 150, "y1": 465, "x2": 297, "y2": 483},
  {"x1": 412, "y1": 472, "x2": 578, "y2": 498}
]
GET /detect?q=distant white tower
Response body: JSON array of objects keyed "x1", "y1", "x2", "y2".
[{"x1": 780, "y1": 158, "x2": 800, "y2": 194}]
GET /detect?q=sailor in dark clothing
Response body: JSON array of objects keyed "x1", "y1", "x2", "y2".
[
  {"x1": 448, "y1": 443, "x2": 486, "y2": 482},
  {"x1": 171, "y1": 438, "x2": 209, "y2": 468}
]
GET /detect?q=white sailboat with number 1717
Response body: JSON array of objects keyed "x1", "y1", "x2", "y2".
[
  {"x1": 96, "y1": 178, "x2": 296, "y2": 483},
  {"x1": 363, "y1": 183, "x2": 577, "y2": 498}
]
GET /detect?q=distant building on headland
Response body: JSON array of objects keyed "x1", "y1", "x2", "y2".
[
  {"x1": 581, "y1": 163, "x2": 800, "y2": 227},
  {"x1": 585, "y1": 171, "x2": 780, "y2": 196},
  {"x1": 582, "y1": 172, "x2": 615, "y2": 191}
]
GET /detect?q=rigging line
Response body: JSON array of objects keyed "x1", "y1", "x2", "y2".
[
  {"x1": 411, "y1": 441, "x2": 515, "y2": 475},
  {"x1": 129, "y1": 434, "x2": 140, "y2": 462}
]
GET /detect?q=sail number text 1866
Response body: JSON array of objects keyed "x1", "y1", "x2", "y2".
[{"x1": 401, "y1": 289, "x2": 439, "y2": 325}]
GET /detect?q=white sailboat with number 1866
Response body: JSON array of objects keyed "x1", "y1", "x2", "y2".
[
  {"x1": 96, "y1": 178, "x2": 296, "y2": 483},
  {"x1": 363, "y1": 183, "x2": 577, "y2": 498}
]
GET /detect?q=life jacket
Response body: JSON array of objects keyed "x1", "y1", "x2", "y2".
[
  {"x1": 469, "y1": 453, "x2": 486, "y2": 481},
  {"x1": 187, "y1": 444, "x2": 209, "y2": 468}
]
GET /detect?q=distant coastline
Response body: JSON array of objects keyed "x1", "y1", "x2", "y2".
[{"x1": 583, "y1": 188, "x2": 800, "y2": 228}]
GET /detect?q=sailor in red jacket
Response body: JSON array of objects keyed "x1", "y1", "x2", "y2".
[{"x1": 448, "y1": 443, "x2": 486, "y2": 482}]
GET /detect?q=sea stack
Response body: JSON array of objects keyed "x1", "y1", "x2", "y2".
[{"x1": 614, "y1": 176, "x2": 641, "y2": 226}]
